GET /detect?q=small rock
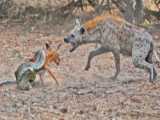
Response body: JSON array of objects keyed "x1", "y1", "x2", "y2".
[
  {"x1": 53, "y1": 105, "x2": 57, "y2": 109},
  {"x1": 79, "y1": 110, "x2": 84, "y2": 114},
  {"x1": 59, "y1": 118, "x2": 64, "y2": 120},
  {"x1": 60, "y1": 108, "x2": 68, "y2": 113}
]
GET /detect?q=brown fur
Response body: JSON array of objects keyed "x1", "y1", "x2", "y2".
[
  {"x1": 0, "y1": 43, "x2": 61, "y2": 88},
  {"x1": 84, "y1": 15, "x2": 125, "y2": 31},
  {"x1": 31, "y1": 43, "x2": 60, "y2": 85}
]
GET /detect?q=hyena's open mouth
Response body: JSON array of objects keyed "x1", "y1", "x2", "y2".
[
  {"x1": 69, "y1": 42, "x2": 78, "y2": 52},
  {"x1": 64, "y1": 38, "x2": 78, "y2": 52}
]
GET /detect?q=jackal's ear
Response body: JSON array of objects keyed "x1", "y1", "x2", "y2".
[
  {"x1": 45, "y1": 43, "x2": 50, "y2": 49},
  {"x1": 80, "y1": 27, "x2": 85, "y2": 34},
  {"x1": 56, "y1": 43, "x2": 62, "y2": 51}
]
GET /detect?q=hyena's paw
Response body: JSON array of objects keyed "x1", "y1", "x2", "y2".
[
  {"x1": 150, "y1": 67, "x2": 157, "y2": 83},
  {"x1": 153, "y1": 68, "x2": 157, "y2": 80},
  {"x1": 84, "y1": 65, "x2": 90, "y2": 71},
  {"x1": 110, "y1": 76, "x2": 117, "y2": 80}
]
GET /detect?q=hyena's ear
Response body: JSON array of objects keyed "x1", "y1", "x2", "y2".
[
  {"x1": 75, "y1": 18, "x2": 81, "y2": 27},
  {"x1": 80, "y1": 27, "x2": 85, "y2": 34}
]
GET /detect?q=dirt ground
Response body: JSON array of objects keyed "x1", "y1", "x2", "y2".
[{"x1": 0, "y1": 20, "x2": 160, "y2": 120}]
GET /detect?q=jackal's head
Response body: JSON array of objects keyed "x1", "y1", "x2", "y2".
[
  {"x1": 45, "y1": 43, "x2": 60, "y2": 66},
  {"x1": 64, "y1": 19, "x2": 86, "y2": 52}
]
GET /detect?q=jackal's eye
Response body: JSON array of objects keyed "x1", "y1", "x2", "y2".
[{"x1": 71, "y1": 34, "x2": 75, "y2": 38}]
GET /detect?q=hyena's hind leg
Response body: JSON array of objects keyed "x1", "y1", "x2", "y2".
[
  {"x1": 132, "y1": 42, "x2": 157, "y2": 82},
  {"x1": 84, "y1": 47, "x2": 110, "y2": 71},
  {"x1": 145, "y1": 43, "x2": 157, "y2": 81}
]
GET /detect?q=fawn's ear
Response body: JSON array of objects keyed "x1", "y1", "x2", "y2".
[{"x1": 45, "y1": 43, "x2": 50, "y2": 50}]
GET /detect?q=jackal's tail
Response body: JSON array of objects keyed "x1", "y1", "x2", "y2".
[{"x1": 0, "y1": 80, "x2": 16, "y2": 86}]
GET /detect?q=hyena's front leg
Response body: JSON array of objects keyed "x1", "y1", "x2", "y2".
[
  {"x1": 111, "y1": 50, "x2": 120, "y2": 80},
  {"x1": 85, "y1": 47, "x2": 109, "y2": 70}
]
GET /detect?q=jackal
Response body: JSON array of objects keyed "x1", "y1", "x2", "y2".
[
  {"x1": 28, "y1": 43, "x2": 60, "y2": 86},
  {"x1": 64, "y1": 15, "x2": 157, "y2": 82},
  {"x1": 0, "y1": 43, "x2": 60, "y2": 90}
]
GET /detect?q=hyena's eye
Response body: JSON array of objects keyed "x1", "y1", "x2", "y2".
[
  {"x1": 71, "y1": 34, "x2": 75, "y2": 38},
  {"x1": 80, "y1": 27, "x2": 85, "y2": 34}
]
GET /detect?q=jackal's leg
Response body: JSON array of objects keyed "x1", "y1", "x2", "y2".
[
  {"x1": 111, "y1": 50, "x2": 120, "y2": 80},
  {"x1": 38, "y1": 70, "x2": 46, "y2": 85},
  {"x1": 85, "y1": 47, "x2": 109, "y2": 70},
  {"x1": 44, "y1": 65, "x2": 59, "y2": 86}
]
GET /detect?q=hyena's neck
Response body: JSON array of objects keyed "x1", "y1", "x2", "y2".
[{"x1": 81, "y1": 27, "x2": 101, "y2": 44}]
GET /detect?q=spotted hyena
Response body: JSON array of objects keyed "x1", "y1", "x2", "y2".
[{"x1": 64, "y1": 15, "x2": 157, "y2": 82}]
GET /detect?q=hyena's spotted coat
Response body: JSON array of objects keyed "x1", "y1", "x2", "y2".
[{"x1": 64, "y1": 15, "x2": 157, "y2": 82}]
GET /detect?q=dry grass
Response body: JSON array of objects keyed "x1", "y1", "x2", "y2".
[
  {"x1": 0, "y1": 18, "x2": 160, "y2": 120},
  {"x1": 13, "y1": 0, "x2": 68, "y2": 8},
  {"x1": 0, "y1": 1, "x2": 160, "y2": 119}
]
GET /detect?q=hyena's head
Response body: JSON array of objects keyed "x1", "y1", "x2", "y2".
[{"x1": 64, "y1": 19, "x2": 86, "y2": 52}]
